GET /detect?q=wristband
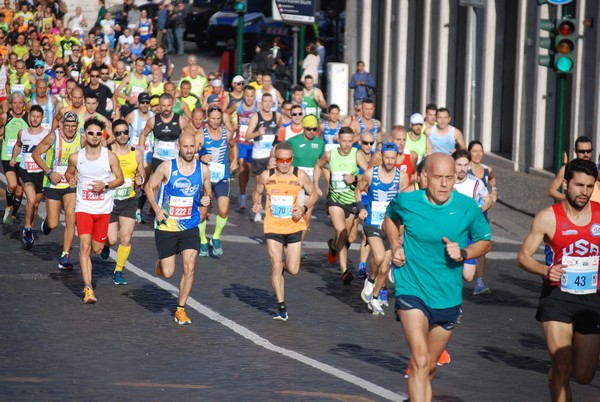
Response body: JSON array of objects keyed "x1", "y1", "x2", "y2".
[
  {"x1": 460, "y1": 249, "x2": 468, "y2": 261},
  {"x1": 104, "y1": 181, "x2": 109, "y2": 190},
  {"x1": 357, "y1": 201, "x2": 365, "y2": 210},
  {"x1": 47, "y1": 170, "x2": 53, "y2": 177}
]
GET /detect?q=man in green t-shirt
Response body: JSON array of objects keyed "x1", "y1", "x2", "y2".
[
  {"x1": 384, "y1": 153, "x2": 492, "y2": 402},
  {"x1": 287, "y1": 114, "x2": 324, "y2": 242}
]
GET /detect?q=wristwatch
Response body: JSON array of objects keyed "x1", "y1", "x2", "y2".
[
  {"x1": 460, "y1": 249, "x2": 468, "y2": 261},
  {"x1": 104, "y1": 182, "x2": 109, "y2": 190}
]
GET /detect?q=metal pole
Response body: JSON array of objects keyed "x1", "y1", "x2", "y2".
[
  {"x1": 299, "y1": 25, "x2": 306, "y2": 82},
  {"x1": 555, "y1": 74, "x2": 567, "y2": 172},
  {"x1": 236, "y1": 11, "x2": 244, "y2": 75},
  {"x1": 292, "y1": 25, "x2": 299, "y2": 84}
]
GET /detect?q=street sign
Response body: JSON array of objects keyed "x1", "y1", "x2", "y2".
[{"x1": 272, "y1": 0, "x2": 316, "y2": 24}]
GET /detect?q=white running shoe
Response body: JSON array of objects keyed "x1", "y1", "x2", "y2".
[
  {"x1": 361, "y1": 278, "x2": 374, "y2": 304},
  {"x1": 371, "y1": 298, "x2": 385, "y2": 315},
  {"x1": 253, "y1": 212, "x2": 262, "y2": 223}
]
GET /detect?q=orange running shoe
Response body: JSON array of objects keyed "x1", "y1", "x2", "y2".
[{"x1": 437, "y1": 349, "x2": 451, "y2": 366}]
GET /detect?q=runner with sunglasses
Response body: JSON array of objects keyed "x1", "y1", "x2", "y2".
[
  {"x1": 65, "y1": 118, "x2": 124, "y2": 303},
  {"x1": 33, "y1": 112, "x2": 84, "y2": 269},
  {"x1": 252, "y1": 142, "x2": 317, "y2": 321},
  {"x1": 102, "y1": 119, "x2": 145, "y2": 285},
  {"x1": 278, "y1": 104, "x2": 304, "y2": 142},
  {"x1": 548, "y1": 136, "x2": 594, "y2": 202}
]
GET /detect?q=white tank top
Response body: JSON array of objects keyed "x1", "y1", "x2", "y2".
[
  {"x1": 75, "y1": 147, "x2": 115, "y2": 214},
  {"x1": 19, "y1": 127, "x2": 49, "y2": 172},
  {"x1": 0, "y1": 65, "x2": 7, "y2": 98}
]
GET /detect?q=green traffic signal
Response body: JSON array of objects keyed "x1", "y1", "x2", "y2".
[
  {"x1": 553, "y1": 17, "x2": 576, "y2": 73},
  {"x1": 235, "y1": 0, "x2": 246, "y2": 13}
]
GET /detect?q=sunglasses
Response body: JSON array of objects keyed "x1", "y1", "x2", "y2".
[
  {"x1": 292, "y1": 112, "x2": 303, "y2": 116},
  {"x1": 55, "y1": 70, "x2": 65, "y2": 74},
  {"x1": 73, "y1": 48, "x2": 80, "y2": 51},
  {"x1": 90, "y1": 74, "x2": 100, "y2": 78},
  {"x1": 139, "y1": 101, "x2": 150, "y2": 104},
  {"x1": 304, "y1": 127, "x2": 318, "y2": 132},
  {"x1": 362, "y1": 141, "x2": 374, "y2": 146},
  {"x1": 276, "y1": 157, "x2": 293, "y2": 164},
  {"x1": 576, "y1": 149, "x2": 593, "y2": 154},
  {"x1": 86, "y1": 130, "x2": 103, "y2": 137},
  {"x1": 35, "y1": 66, "x2": 44, "y2": 69},
  {"x1": 233, "y1": 82, "x2": 243, "y2": 85},
  {"x1": 114, "y1": 130, "x2": 129, "y2": 136}
]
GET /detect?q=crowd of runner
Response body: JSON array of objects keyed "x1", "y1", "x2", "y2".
[{"x1": 0, "y1": 2, "x2": 598, "y2": 402}]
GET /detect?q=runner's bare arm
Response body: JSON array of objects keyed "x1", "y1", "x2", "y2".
[
  {"x1": 517, "y1": 207, "x2": 562, "y2": 281},
  {"x1": 144, "y1": 161, "x2": 170, "y2": 222}
]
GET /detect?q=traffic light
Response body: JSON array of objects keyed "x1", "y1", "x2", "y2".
[
  {"x1": 554, "y1": 17, "x2": 576, "y2": 73},
  {"x1": 538, "y1": 18, "x2": 556, "y2": 68},
  {"x1": 234, "y1": 0, "x2": 246, "y2": 13}
]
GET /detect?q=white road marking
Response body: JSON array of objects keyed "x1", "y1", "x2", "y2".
[{"x1": 111, "y1": 249, "x2": 407, "y2": 402}]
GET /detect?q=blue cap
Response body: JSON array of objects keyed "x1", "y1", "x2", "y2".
[
  {"x1": 381, "y1": 142, "x2": 399, "y2": 153},
  {"x1": 207, "y1": 94, "x2": 219, "y2": 104}
]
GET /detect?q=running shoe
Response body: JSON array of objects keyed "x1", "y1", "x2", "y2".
[
  {"x1": 473, "y1": 283, "x2": 492, "y2": 295},
  {"x1": 22, "y1": 228, "x2": 34, "y2": 248},
  {"x1": 358, "y1": 262, "x2": 367, "y2": 279},
  {"x1": 3, "y1": 207, "x2": 13, "y2": 224},
  {"x1": 58, "y1": 254, "x2": 74, "y2": 270},
  {"x1": 198, "y1": 243, "x2": 209, "y2": 257},
  {"x1": 253, "y1": 212, "x2": 262, "y2": 222},
  {"x1": 155, "y1": 260, "x2": 163, "y2": 277},
  {"x1": 40, "y1": 219, "x2": 52, "y2": 235},
  {"x1": 327, "y1": 238, "x2": 338, "y2": 264},
  {"x1": 100, "y1": 245, "x2": 110, "y2": 260},
  {"x1": 83, "y1": 287, "x2": 97, "y2": 304},
  {"x1": 211, "y1": 239, "x2": 223, "y2": 256},
  {"x1": 380, "y1": 288, "x2": 389, "y2": 307},
  {"x1": 361, "y1": 278, "x2": 374, "y2": 304},
  {"x1": 273, "y1": 310, "x2": 288, "y2": 321},
  {"x1": 113, "y1": 271, "x2": 127, "y2": 285},
  {"x1": 174, "y1": 308, "x2": 191, "y2": 325},
  {"x1": 371, "y1": 297, "x2": 384, "y2": 315},
  {"x1": 135, "y1": 210, "x2": 145, "y2": 223},
  {"x1": 342, "y1": 269, "x2": 354, "y2": 285},
  {"x1": 437, "y1": 349, "x2": 451, "y2": 366}
]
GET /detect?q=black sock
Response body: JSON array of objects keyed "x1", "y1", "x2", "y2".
[
  {"x1": 177, "y1": 304, "x2": 185, "y2": 310},
  {"x1": 346, "y1": 241, "x2": 351, "y2": 250},
  {"x1": 6, "y1": 190, "x2": 14, "y2": 207},
  {"x1": 138, "y1": 190, "x2": 147, "y2": 210},
  {"x1": 12, "y1": 197, "x2": 22, "y2": 216},
  {"x1": 278, "y1": 302, "x2": 286, "y2": 311}
]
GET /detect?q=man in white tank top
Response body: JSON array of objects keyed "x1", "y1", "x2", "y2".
[
  {"x1": 425, "y1": 107, "x2": 466, "y2": 155},
  {"x1": 65, "y1": 118, "x2": 124, "y2": 304}
]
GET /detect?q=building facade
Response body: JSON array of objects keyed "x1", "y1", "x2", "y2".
[{"x1": 344, "y1": 0, "x2": 600, "y2": 173}]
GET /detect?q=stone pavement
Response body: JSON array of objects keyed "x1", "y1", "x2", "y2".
[{"x1": 2, "y1": 160, "x2": 600, "y2": 402}]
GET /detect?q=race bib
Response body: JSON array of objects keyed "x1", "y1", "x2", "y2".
[
  {"x1": 41, "y1": 123, "x2": 52, "y2": 130},
  {"x1": 11, "y1": 84, "x2": 25, "y2": 94},
  {"x1": 156, "y1": 140, "x2": 175, "y2": 159},
  {"x1": 139, "y1": 27, "x2": 149, "y2": 36},
  {"x1": 561, "y1": 256, "x2": 598, "y2": 295},
  {"x1": 299, "y1": 166, "x2": 314, "y2": 181},
  {"x1": 270, "y1": 195, "x2": 293, "y2": 219},
  {"x1": 114, "y1": 178, "x2": 132, "y2": 200},
  {"x1": 130, "y1": 86, "x2": 144, "y2": 102},
  {"x1": 106, "y1": 98, "x2": 113, "y2": 112},
  {"x1": 6, "y1": 138, "x2": 16, "y2": 156},
  {"x1": 239, "y1": 124, "x2": 249, "y2": 141},
  {"x1": 209, "y1": 162, "x2": 225, "y2": 183},
  {"x1": 332, "y1": 171, "x2": 350, "y2": 192},
  {"x1": 24, "y1": 153, "x2": 42, "y2": 172},
  {"x1": 325, "y1": 143, "x2": 340, "y2": 153},
  {"x1": 55, "y1": 165, "x2": 68, "y2": 184},
  {"x1": 168, "y1": 196, "x2": 193, "y2": 220},
  {"x1": 260, "y1": 134, "x2": 275, "y2": 150},
  {"x1": 371, "y1": 201, "x2": 388, "y2": 227},
  {"x1": 82, "y1": 188, "x2": 105, "y2": 201},
  {"x1": 305, "y1": 107, "x2": 317, "y2": 116},
  {"x1": 63, "y1": 49, "x2": 72, "y2": 57}
]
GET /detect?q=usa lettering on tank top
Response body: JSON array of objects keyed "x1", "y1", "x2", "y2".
[{"x1": 545, "y1": 202, "x2": 600, "y2": 292}]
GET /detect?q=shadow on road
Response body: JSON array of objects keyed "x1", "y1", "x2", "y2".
[
  {"x1": 222, "y1": 283, "x2": 275, "y2": 316},
  {"x1": 330, "y1": 343, "x2": 406, "y2": 374}
]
